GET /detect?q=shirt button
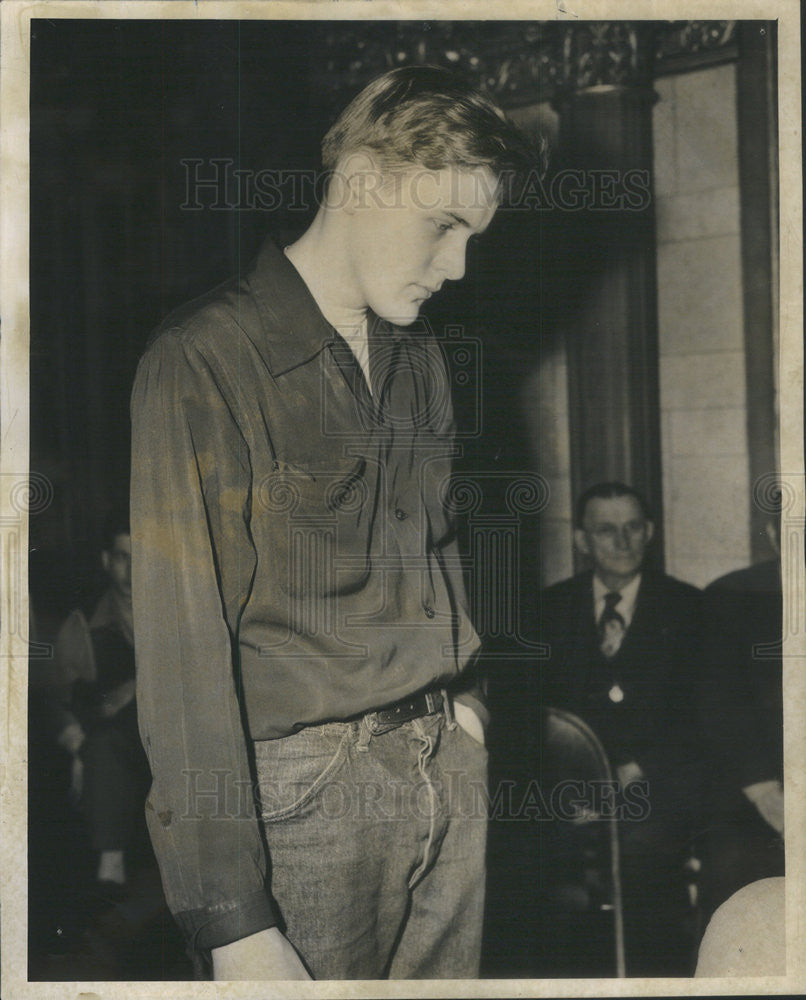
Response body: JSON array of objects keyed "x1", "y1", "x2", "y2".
[
  {"x1": 394, "y1": 507, "x2": 408, "y2": 521},
  {"x1": 423, "y1": 604, "x2": 435, "y2": 619}
]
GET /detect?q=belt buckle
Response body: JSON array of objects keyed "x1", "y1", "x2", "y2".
[
  {"x1": 364, "y1": 689, "x2": 445, "y2": 736},
  {"x1": 365, "y1": 710, "x2": 399, "y2": 736}
]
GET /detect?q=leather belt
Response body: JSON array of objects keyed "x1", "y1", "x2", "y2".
[{"x1": 363, "y1": 689, "x2": 446, "y2": 735}]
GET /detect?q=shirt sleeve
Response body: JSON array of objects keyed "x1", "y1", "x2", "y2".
[
  {"x1": 423, "y1": 336, "x2": 489, "y2": 729},
  {"x1": 130, "y1": 330, "x2": 279, "y2": 953}
]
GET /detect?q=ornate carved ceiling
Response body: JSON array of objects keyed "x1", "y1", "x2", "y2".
[{"x1": 317, "y1": 20, "x2": 740, "y2": 110}]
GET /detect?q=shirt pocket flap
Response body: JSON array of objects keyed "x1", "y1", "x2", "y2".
[{"x1": 263, "y1": 456, "x2": 368, "y2": 516}]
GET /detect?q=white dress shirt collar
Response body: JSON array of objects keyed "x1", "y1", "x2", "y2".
[{"x1": 592, "y1": 572, "x2": 642, "y2": 630}]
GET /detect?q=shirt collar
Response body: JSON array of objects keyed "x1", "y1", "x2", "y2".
[
  {"x1": 592, "y1": 572, "x2": 642, "y2": 629},
  {"x1": 244, "y1": 236, "x2": 336, "y2": 376},
  {"x1": 244, "y1": 236, "x2": 404, "y2": 377}
]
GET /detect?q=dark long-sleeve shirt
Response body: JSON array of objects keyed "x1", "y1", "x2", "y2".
[{"x1": 130, "y1": 236, "x2": 483, "y2": 952}]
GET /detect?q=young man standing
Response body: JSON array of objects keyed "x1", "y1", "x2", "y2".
[{"x1": 131, "y1": 67, "x2": 536, "y2": 980}]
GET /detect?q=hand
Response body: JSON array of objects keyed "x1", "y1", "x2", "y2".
[
  {"x1": 743, "y1": 779, "x2": 784, "y2": 836},
  {"x1": 616, "y1": 760, "x2": 645, "y2": 787},
  {"x1": 57, "y1": 721, "x2": 85, "y2": 756},
  {"x1": 453, "y1": 700, "x2": 485, "y2": 746},
  {"x1": 211, "y1": 927, "x2": 312, "y2": 981}
]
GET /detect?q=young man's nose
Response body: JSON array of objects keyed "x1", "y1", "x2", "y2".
[{"x1": 434, "y1": 241, "x2": 467, "y2": 283}]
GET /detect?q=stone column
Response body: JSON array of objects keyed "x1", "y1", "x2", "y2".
[{"x1": 551, "y1": 23, "x2": 664, "y2": 554}]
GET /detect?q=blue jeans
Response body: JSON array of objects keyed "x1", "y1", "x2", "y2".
[{"x1": 254, "y1": 708, "x2": 488, "y2": 979}]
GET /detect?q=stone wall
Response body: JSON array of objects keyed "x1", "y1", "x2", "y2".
[{"x1": 654, "y1": 64, "x2": 752, "y2": 587}]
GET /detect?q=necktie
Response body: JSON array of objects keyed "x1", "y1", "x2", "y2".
[{"x1": 599, "y1": 591, "x2": 626, "y2": 659}]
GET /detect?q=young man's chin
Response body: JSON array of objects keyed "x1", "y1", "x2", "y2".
[
  {"x1": 390, "y1": 300, "x2": 429, "y2": 326},
  {"x1": 368, "y1": 292, "x2": 427, "y2": 327}
]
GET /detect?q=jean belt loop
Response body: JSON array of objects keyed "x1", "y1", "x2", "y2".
[
  {"x1": 442, "y1": 688, "x2": 457, "y2": 730},
  {"x1": 356, "y1": 715, "x2": 372, "y2": 752}
]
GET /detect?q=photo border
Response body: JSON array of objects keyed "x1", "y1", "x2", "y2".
[{"x1": 2, "y1": 1, "x2": 803, "y2": 996}]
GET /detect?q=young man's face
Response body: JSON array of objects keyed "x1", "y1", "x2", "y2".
[
  {"x1": 574, "y1": 496, "x2": 654, "y2": 586},
  {"x1": 343, "y1": 162, "x2": 499, "y2": 325},
  {"x1": 101, "y1": 532, "x2": 132, "y2": 599}
]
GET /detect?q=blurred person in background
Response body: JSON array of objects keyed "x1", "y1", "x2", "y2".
[
  {"x1": 696, "y1": 488, "x2": 784, "y2": 920},
  {"x1": 50, "y1": 510, "x2": 150, "y2": 898}
]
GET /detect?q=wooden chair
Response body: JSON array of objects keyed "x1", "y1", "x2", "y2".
[{"x1": 540, "y1": 706, "x2": 626, "y2": 977}]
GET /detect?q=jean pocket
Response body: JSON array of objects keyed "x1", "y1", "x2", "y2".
[{"x1": 255, "y1": 728, "x2": 349, "y2": 822}]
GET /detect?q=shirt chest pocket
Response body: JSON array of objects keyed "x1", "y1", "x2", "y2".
[{"x1": 254, "y1": 457, "x2": 373, "y2": 597}]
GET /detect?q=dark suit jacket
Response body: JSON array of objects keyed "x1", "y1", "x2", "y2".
[
  {"x1": 700, "y1": 559, "x2": 782, "y2": 795},
  {"x1": 537, "y1": 569, "x2": 704, "y2": 829}
]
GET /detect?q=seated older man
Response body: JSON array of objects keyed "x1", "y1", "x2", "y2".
[{"x1": 536, "y1": 482, "x2": 706, "y2": 976}]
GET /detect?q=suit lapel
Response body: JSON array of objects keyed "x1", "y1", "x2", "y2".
[
  {"x1": 572, "y1": 573, "x2": 601, "y2": 688},
  {"x1": 612, "y1": 573, "x2": 668, "y2": 675}
]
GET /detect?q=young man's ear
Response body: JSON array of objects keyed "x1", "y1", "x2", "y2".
[
  {"x1": 644, "y1": 520, "x2": 655, "y2": 544},
  {"x1": 336, "y1": 150, "x2": 385, "y2": 214},
  {"x1": 101, "y1": 550, "x2": 111, "y2": 575}
]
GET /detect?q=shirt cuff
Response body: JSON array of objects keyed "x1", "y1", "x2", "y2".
[{"x1": 175, "y1": 887, "x2": 279, "y2": 952}]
